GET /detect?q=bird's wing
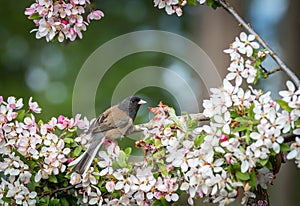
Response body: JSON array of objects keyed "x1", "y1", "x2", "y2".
[{"x1": 90, "y1": 105, "x2": 132, "y2": 134}]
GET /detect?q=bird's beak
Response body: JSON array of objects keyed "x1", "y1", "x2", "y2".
[{"x1": 138, "y1": 99, "x2": 147, "y2": 105}]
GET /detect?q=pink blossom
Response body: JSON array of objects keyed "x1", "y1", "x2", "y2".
[
  {"x1": 57, "y1": 115, "x2": 65, "y2": 124},
  {"x1": 25, "y1": 0, "x2": 103, "y2": 42},
  {"x1": 87, "y1": 10, "x2": 104, "y2": 23},
  {"x1": 28, "y1": 97, "x2": 41, "y2": 113}
]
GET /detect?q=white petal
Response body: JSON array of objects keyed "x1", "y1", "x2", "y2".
[
  {"x1": 240, "y1": 32, "x2": 247, "y2": 41},
  {"x1": 272, "y1": 143, "x2": 280, "y2": 154},
  {"x1": 241, "y1": 160, "x2": 249, "y2": 173},
  {"x1": 180, "y1": 182, "x2": 189, "y2": 190},
  {"x1": 287, "y1": 149, "x2": 297, "y2": 160},
  {"x1": 286, "y1": 80, "x2": 295, "y2": 92}
]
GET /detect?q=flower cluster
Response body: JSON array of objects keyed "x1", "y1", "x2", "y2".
[
  {"x1": 0, "y1": 96, "x2": 90, "y2": 205},
  {"x1": 25, "y1": 0, "x2": 104, "y2": 42},
  {"x1": 153, "y1": 0, "x2": 206, "y2": 16},
  {"x1": 223, "y1": 32, "x2": 268, "y2": 85}
]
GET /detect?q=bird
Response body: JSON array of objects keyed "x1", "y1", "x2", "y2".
[{"x1": 69, "y1": 96, "x2": 146, "y2": 174}]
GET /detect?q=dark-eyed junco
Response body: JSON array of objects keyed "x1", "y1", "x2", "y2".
[{"x1": 69, "y1": 96, "x2": 146, "y2": 174}]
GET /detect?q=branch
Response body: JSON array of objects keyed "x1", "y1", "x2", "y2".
[
  {"x1": 40, "y1": 184, "x2": 77, "y2": 197},
  {"x1": 260, "y1": 65, "x2": 282, "y2": 76},
  {"x1": 217, "y1": 0, "x2": 300, "y2": 87},
  {"x1": 283, "y1": 133, "x2": 297, "y2": 143},
  {"x1": 132, "y1": 113, "x2": 209, "y2": 133}
]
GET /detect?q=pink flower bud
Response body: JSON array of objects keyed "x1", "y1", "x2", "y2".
[
  {"x1": 219, "y1": 134, "x2": 227, "y2": 142},
  {"x1": 58, "y1": 115, "x2": 65, "y2": 124},
  {"x1": 67, "y1": 158, "x2": 74, "y2": 164},
  {"x1": 61, "y1": 20, "x2": 68, "y2": 25}
]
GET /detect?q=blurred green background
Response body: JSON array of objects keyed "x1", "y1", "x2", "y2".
[{"x1": 1, "y1": 0, "x2": 299, "y2": 205}]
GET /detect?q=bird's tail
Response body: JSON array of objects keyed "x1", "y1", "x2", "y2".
[{"x1": 69, "y1": 132, "x2": 105, "y2": 175}]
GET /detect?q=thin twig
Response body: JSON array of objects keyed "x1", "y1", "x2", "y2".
[
  {"x1": 267, "y1": 66, "x2": 282, "y2": 75},
  {"x1": 40, "y1": 184, "x2": 78, "y2": 197},
  {"x1": 217, "y1": 0, "x2": 300, "y2": 87},
  {"x1": 259, "y1": 65, "x2": 282, "y2": 76}
]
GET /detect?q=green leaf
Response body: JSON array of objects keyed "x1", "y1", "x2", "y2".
[
  {"x1": 236, "y1": 171, "x2": 250, "y2": 181},
  {"x1": 64, "y1": 137, "x2": 74, "y2": 144},
  {"x1": 169, "y1": 108, "x2": 179, "y2": 125},
  {"x1": 235, "y1": 117, "x2": 249, "y2": 124},
  {"x1": 38, "y1": 119, "x2": 44, "y2": 127},
  {"x1": 117, "y1": 151, "x2": 128, "y2": 168},
  {"x1": 151, "y1": 197, "x2": 172, "y2": 206},
  {"x1": 124, "y1": 147, "x2": 132, "y2": 155},
  {"x1": 48, "y1": 175, "x2": 58, "y2": 183},
  {"x1": 158, "y1": 163, "x2": 168, "y2": 176},
  {"x1": 188, "y1": 119, "x2": 199, "y2": 131},
  {"x1": 187, "y1": 0, "x2": 197, "y2": 6},
  {"x1": 152, "y1": 200, "x2": 163, "y2": 206},
  {"x1": 206, "y1": 0, "x2": 221, "y2": 9},
  {"x1": 72, "y1": 146, "x2": 83, "y2": 157},
  {"x1": 61, "y1": 198, "x2": 69, "y2": 206},
  {"x1": 38, "y1": 196, "x2": 50, "y2": 206},
  {"x1": 280, "y1": 143, "x2": 291, "y2": 152},
  {"x1": 49, "y1": 199, "x2": 60, "y2": 206},
  {"x1": 232, "y1": 125, "x2": 251, "y2": 133},
  {"x1": 194, "y1": 134, "x2": 205, "y2": 147},
  {"x1": 248, "y1": 171, "x2": 257, "y2": 188},
  {"x1": 276, "y1": 99, "x2": 293, "y2": 112},
  {"x1": 249, "y1": 104, "x2": 255, "y2": 119},
  {"x1": 259, "y1": 158, "x2": 269, "y2": 166},
  {"x1": 16, "y1": 109, "x2": 26, "y2": 121},
  {"x1": 29, "y1": 13, "x2": 41, "y2": 20},
  {"x1": 154, "y1": 139, "x2": 162, "y2": 147}
]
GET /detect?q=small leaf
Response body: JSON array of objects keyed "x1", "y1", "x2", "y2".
[
  {"x1": 49, "y1": 199, "x2": 60, "y2": 206},
  {"x1": 124, "y1": 147, "x2": 132, "y2": 155},
  {"x1": 61, "y1": 198, "x2": 69, "y2": 206},
  {"x1": 169, "y1": 108, "x2": 179, "y2": 125},
  {"x1": 117, "y1": 151, "x2": 127, "y2": 168},
  {"x1": 188, "y1": 119, "x2": 199, "y2": 131},
  {"x1": 236, "y1": 171, "x2": 250, "y2": 181},
  {"x1": 16, "y1": 109, "x2": 26, "y2": 121},
  {"x1": 154, "y1": 139, "x2": 162, "y2": 147},
  {"x1": 276, "y1": 99, "x2": 293, "y2": 112},
  {"x1": 73, "y1": 146, "x2": 83, "y2": 157},
  {"x1": 48, "y1": 175, "x2": 58, "y2": 183},
  {"x1": 206, "y1": 0, "x2": 221, "y2": 9},
  {"x1": 280, "y1": 143, "x2": 291, "y2": 152},
  {"x1": 249, "y1": 104, "x2": 255, "y2": 119},
  {"x1": 158, "y1": 163, "x2": 168, "y2": 176},
  {"x1": 187, "y1": 0, "x2": 197, "y2": 6},
  {"x1": 38, "y1": 119, "x2": 44, "y2": 127},
  {"x1": 152, "y1": 200, "x2": 163, "y2": 206},
  {"x1": 64, "y1": 137, "x2": 74, "y2": 144},
  {"x1": 259, "y1": 158, "x2": 269, "y2": 166},
  {"x1": 194, "y1": 134, "x2": 205, "y2": 147},
  {"x1": 248, "y1": 171, "x2": 257, "y2": 188},
  {"x1": 232, "y1": 125, "x2": 251, "y2": 133},
  {"x1": 29, "y1": 13, "x2": 41, "y2": 20}
]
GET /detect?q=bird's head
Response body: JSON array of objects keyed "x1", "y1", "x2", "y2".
[{"x1": 118, "y1": 96, "x2": 147, "y2": 120}]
